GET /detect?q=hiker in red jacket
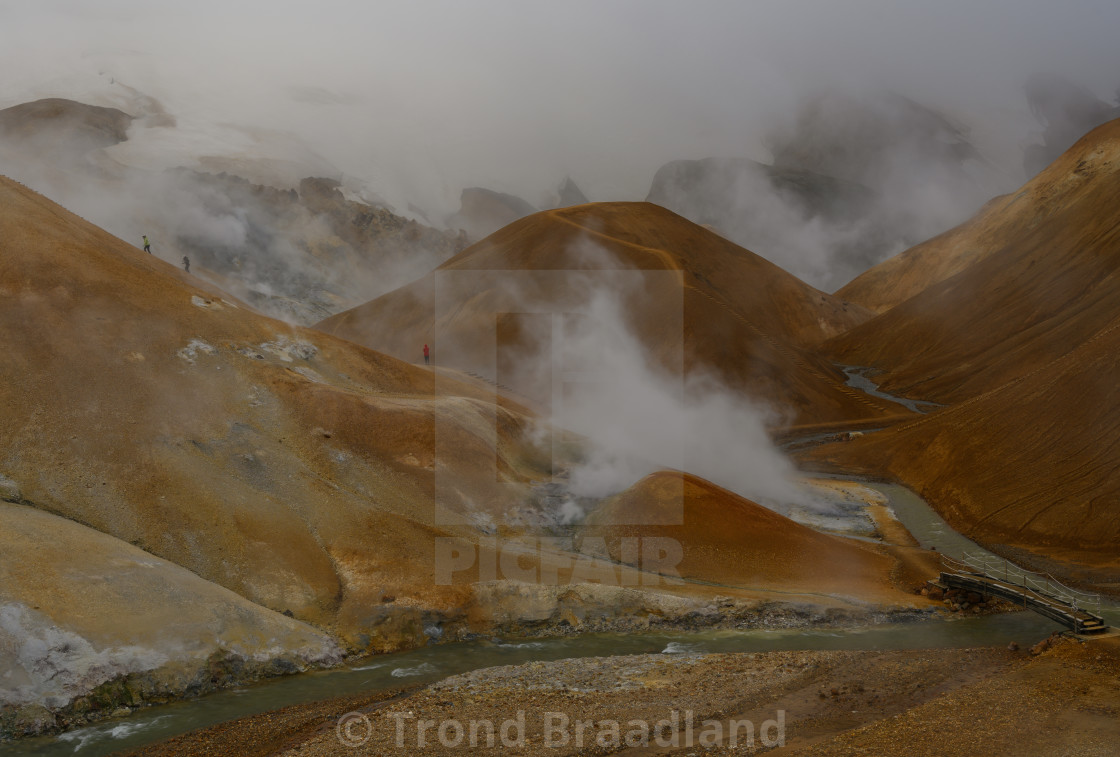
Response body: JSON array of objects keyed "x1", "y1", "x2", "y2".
[{"x1": 423, "y1": 344, "x2": 430, "y2": 365}]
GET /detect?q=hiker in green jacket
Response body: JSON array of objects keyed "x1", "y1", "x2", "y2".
[{"x1": 142, "y1": 235, "x2": 151, "y2": 253}]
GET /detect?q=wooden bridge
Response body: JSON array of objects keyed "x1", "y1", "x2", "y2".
[{"x1": 935, "y1": 553, "x2": 1110, "y2": 636}]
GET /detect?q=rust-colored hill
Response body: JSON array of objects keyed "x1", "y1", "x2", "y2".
[
  {"x1": 826, "y1": 118, "x2": 1120, "y2": 404},
  {"x1": 803, "y1": 313, "x2": 1120, "y2": 588},
  {"x1": 317, "y1": 202, "x2": 900, "y2": 425},
  {"x1": 804, "y1": 121, "x2": 1120, "y2": 588},
  {"x1": 0, "y1": 173, "x2": 558, "y2": 651},
  {"x1": 0, "y1": 176, "x2": 943, "y2": 728},
  {"x1": 838, "y1": 118, "x2": 1120, "y2": 317},
  {"x1": 583, "y1": 471, "x2": 935, "y2": 602}
]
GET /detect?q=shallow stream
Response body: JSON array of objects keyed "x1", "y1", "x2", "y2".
[
  {"x1": 840, "y1": 365, "x2": 942, "y2": 413},
  {"x1": 8, "y1": 611, "x2": 1057, "y2": 757}
]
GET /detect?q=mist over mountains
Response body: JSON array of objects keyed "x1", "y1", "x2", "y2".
[
  {"x1": 3, "y1": 1, "x2": 1120, "y2": 296},
  {"x1": 6, "y1": 4, "x2": 1120, "y2": 745},
  {"x1": 4, "y1": 73, "x2": 1119, "y2": 306}
]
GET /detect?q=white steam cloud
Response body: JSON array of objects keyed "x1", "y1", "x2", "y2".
[
  {"x1": 448, "y1": 243, "x2": 810, "y2": 513},
  {"x1": 555, "y1": 289, "x2": 800, "y2": 505}
]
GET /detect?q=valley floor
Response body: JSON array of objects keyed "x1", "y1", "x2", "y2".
[{"x1": 121, "y1": 635, "x2": 1120, "y2": 756}]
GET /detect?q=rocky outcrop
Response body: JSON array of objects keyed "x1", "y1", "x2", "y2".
[
  {"x1": 0, "y1": 95, "x2": 458, "y2": 327},
  {"x1": 0, "y1": 475, "x2": 19, "y2": 503},
  {"x1": 298, "y1": 176, "x2": 458, "y2": 255},
  {"x1": 447, "y1": 187, "x2": 538, "y2": 242},
  {"x1": 466, "y1": 582, "x2": 928, "y2": 639},
  {"x1": 0, "y1": 503, "x2": 341, "y2": 738},
  {"x1": 1023, "y1": 73, "x2": 1120, "y2": 177},
  {"x1": 0, "y1": 98, "x2": 133, "y2": 154},
  {"x1": 551, "y1": 176, "x2": 589, "y2": 208},
  {"x1": 165, "y1": 170, "x2": 462, "y2": 324}
]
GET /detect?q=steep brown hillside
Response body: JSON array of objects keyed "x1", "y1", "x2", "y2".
[
  {"x1": 837, "y1": 117, "x2": 1120, "y2": 316},
  {"x1": 0, "y1": 173, "x2": 942, "y2": 682},
  {"x1": 826, "y1": 118, "x2": 1120, "y2": 404},
  {"x1": 0, "y1": 173, "x2": 556, "y2": 652},
  {"x1": 803, "y1": 311, "x2": 1120, "y2": 587},
  {"x1": 317, "y1": 202, "x2": 900, "y2": 425}
]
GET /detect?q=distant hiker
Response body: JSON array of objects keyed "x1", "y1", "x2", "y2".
[
  {"x1": 182, "y1": 256, "x2": 190, "y2": 273},
  {"x1": 142, "y1": 235, "x2": 151, "y2": 253},
  {"x1": 423, "y1": 344, "x2": 430, "y2": 365}
]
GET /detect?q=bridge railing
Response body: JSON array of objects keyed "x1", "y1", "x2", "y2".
[{"x1": 939, "y1": 551, "x2": 1102, "y2": 616}]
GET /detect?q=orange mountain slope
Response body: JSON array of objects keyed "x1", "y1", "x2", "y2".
[
  {"x1": 825, "y1": 118, "x2": 1120, "y2": 405},
  {"x1": 317, "y1": 202, "x2": 901, "y2": 425},
  {"x1": 837, "y1": 118, "x2": 1120, "y2": 315},
  {"x1": 802, "y1": 311, "x2": 1120, "y2": 588},
  {"x1": 0, "y1": 174, "x2": 558, "y2": 650},
  {"x1": 582, "y1": 471, "x2": 937, "y2": 603}
]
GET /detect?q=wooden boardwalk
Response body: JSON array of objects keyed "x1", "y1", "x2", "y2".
[{"x1": 936, "y1": 553, "x2": 1109, "y2": 635}]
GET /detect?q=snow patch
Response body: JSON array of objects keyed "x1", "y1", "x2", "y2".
[
  {"x1": 190, "y1": 295, "x2": 223, "y2": 310},
  {"x1": 259, "y1": 336, "x2": 318, "y2": 362},
  {"x1": 176, "y1": 339, "x2": 216, "y2": 364},
  {"x1": 290, "y1": 365, "x2": 327, "y2": 384},
  {"x1": 0, "y1": 604, "x2": 168, "y2": 709}
]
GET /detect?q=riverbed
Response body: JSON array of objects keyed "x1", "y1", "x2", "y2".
[{"x1": 7, "y1": 610, "x2": 1059, "y2": 757}]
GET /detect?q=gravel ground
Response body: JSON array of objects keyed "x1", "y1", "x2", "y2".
[{"x1": 122, "y1": 634, "x2": 1120, "y2": 756}]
